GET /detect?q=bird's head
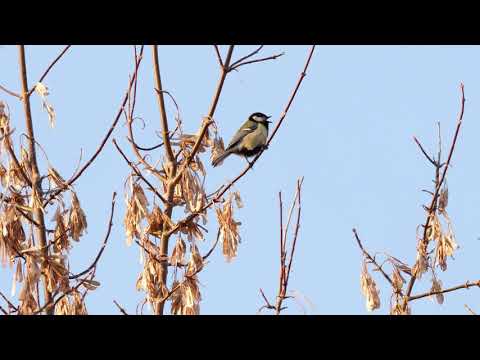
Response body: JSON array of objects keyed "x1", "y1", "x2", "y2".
[{"x1": 249, "y1": 112, "x2": 272, "y2": 124}]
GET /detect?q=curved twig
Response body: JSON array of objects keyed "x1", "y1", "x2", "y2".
[{"x1": 0, "y1": 84, "x2": 21, "y2": 99}]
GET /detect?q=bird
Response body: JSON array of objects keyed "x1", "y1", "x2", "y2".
[{"x1": 212, "y1": 112, "x2": 272, "y2": 167}]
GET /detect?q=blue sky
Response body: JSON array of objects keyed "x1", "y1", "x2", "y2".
[{"x1": 1, "y1": 45, "x2": 480, "y2": 315}]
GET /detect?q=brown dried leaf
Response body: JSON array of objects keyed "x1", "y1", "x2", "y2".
[
  {"x1": 360, "y1": 262, "x2": 380, "y2": 312},
  {"x1": 438, "y1": 187, "x2": 448, "y2": 214},
  {"x1": 68, "y1": 191, "x2": 87, "y2": 241},
  {"x1": 170, "y1": 236, "x2": 186, "y2": 267},
  {"x1": 48, "y1": 167, "x2": 67, "y2": 189},
  {"x1": 216, "y1": 195, "x2": 241, "y2": 262},
  {"x1": 431, "y1": 277, "x2": 444, "y2": 305}
]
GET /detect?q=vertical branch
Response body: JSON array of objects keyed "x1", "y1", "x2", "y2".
[
  {"x1": 404, "y1": 83, "x2": 465, "y2": 302},
  {"x1": 149, "y1": 45, "x2": 234, "y2": 315},
  {"x1": 278, "y1": 192, "x2": 285, "y2": 303},
  {"x1": 18, "y1": 45, "x2": 53, "y2": 313},
  {"x1": 274, "y1": 177, "x2": 303, "y2": 315},
  {"x1": 207, "y1": 45, "x2": 234, "y2": 118},
  {"x1": 259, "y1": 178, "x2": 304, "y2": 315},
  {"x1": 152, "y1": 45, "x2": 175, "y2": 164}
]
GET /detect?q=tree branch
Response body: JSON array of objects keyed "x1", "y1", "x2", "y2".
[
  {"x1": 152, "y1": 45, "x2": 175, "y2": 163},
  {"x1": 113, "y1": 300, "x2": 129, "y2": 315},
  {"x1": 413, "y1": 136, "x2": 438, "y2": 167},
  {"x1": 18, "y1": 45, "x2": 53, "y2": 313},
  {"x1": 352, "y1": 228, "x2": 397, "y2": 291},
  {"x1": 112, "y1": 139, "x2": 168, "y2": 204},
  {"x1": 213, "y1": 45, "x2": 223, "y2": 67},
  {"x1": 229, "y1": 52, "x2": 285, "y2": 72},
  {"x1": 27, "y1": 45, "x2": 72, "y2": 97},
  {"x1": 408, "y1": 280, "x2": 480, "y2": 302},
  {"x1": 0, "y1": 84, "x2": 21, "y2": 99},
  {"x1": 404, "y1": 83, "x2": 466, "y2": 299}
]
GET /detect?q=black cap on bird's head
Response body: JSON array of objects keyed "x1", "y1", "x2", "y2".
[{"x1": 249, "y1": 112, "x2": 272, "y2": 124}]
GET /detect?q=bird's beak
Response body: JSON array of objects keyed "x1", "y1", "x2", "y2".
[{"x1": 266, "y1": 115, "x2": 272, "y2": 123}]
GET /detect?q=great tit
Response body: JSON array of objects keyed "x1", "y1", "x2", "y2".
[{"x1": 212, "y1": 112, "x2": 272, "y2": 167}]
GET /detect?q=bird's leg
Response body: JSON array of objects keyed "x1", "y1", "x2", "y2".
[
  {"x1": 262, "y1": 144, "x2": 269, "y2": 151},
  {"x1": 244, "y1": 156, "x2": 253, "y2": 167}
]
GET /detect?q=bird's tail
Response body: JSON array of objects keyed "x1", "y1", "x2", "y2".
[{"x1": 212, "y1": 150, "x2": 232, "y2": 167}]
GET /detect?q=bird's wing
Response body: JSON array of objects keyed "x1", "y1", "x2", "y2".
[{"x1": 226, "y1": 120, "x2": 258, "y2": 150}]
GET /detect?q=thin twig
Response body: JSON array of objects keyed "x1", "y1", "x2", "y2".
[
  {"x1": 258, "y1": 288, "x2": 275, "y2": 313},
  {"x1": 203, "y1": 228, "x2": 221, "y2": 261},
  {"x1": 0, "y1": 84, "x2": 21, "y2": 99},
  {"x1": 413, "y1": 136, "x2": 438, "y2": 167},
  {"x1": 408, "y1": 280, "x2": 480, "y2": 302},
  {"x1": 69, "y1": 192, "x2": 116, "y2": 279},
  {"x1": 230, "y1": 52, "x2": 285, "y2": 72},
  {"x1": 275, "y1": 178, "x2": 303, "y2": 315},
  {"x1": 353, "y1": 228, "x2": 397, "y2": 290},
  {"x1": 229, "y1": 45, "x2": 263, "y2": 69},
  {"x1": 27, "y1": 45, "x2": 72, "y2": 97},
  {"x1": 465, "y1": 304, "x2": 477, "y2": 315},
  {"x1": 113, "y1": 300, "x2": 129, "y2": 315},
  {"x1": 207, "y1": 46, "x2": 234, "y2": 116},
  {"x1": 0, "y1": 304, "x2": 7, "y2": 315},
  {"x1": 0, "y1": 290, "x2": 18, "y2": 311},
  {"x1": 213, "y1": 45, "x2": 223, "y2": 67},
  {"x1": 112, "y1": 139, "x2": 168, "y2": 204}
]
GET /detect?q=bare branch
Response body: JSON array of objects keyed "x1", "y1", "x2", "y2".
[
  {"x1": 27, "y1": 45, "x2": 72, "y2": 97},
  {"x1": 113, "y1": 300, "x2": 129, "y2": 315},
  {"x1": 274, "y1": 177, "x2": 303, "y2": 315},
  {"x1": 207, "y1": 45, "x2": 234, "y2": 117},
  {"x1": 112, "y1": 139, "x2": 168, "y2": 204},
  {"x1": 213, "y1": 45, "x2": 223, "y2": 67},
  {"x1": 0, "y1": 304, "x2": 7, "y2": 315},
  {"x1": 152, "y1": 45, "x2": 175, "y2": 163},
  {"x1": 230, "y1": 52, "x2": 285, "y2": 72},
  {"x1": 352, "y1": 228, "x2": 397, "y2": 291},
  {"x1": 413, "y1": 136, "x2": 438, "y2": 167},
  {"x1": 0, "y1": 84, "x2": 21, "y2": 99},
  {"x1": 229, "y1": 45, "x2": 263, "y2": 68},
  {"x1": 465, "y1": 304, "x2": 477, "y2": 315},
  {"x1": 0, "y1": 290, "x2": 18, "y2": 312},
  {"x1": 408, "y1": 280, "x2": 480, "y2": 302}
]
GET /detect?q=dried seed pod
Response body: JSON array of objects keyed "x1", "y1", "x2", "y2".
[
  {"x1": 360, "y1": 262, "x2": 380, "y2": 312},
  {"x1": 68, "y1": 192, "x2": 87, "y2": 241}
]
